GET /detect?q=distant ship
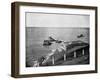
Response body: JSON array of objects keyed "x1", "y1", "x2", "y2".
[{"x1": 77, "y1": 34, "x2": 84, "y2": 38}]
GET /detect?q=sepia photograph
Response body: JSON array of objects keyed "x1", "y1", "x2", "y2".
[{"x1": 26, "y1": 12, "x2": 90, "y2": 67}]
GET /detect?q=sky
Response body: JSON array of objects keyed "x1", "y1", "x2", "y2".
[{"x1": 26, "y1": 12, "x2": 90, "y2": 28}]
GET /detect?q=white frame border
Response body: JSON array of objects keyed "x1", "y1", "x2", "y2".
[{"x1": 19, "y1": 6, "x2": 95, "y2": 75}]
